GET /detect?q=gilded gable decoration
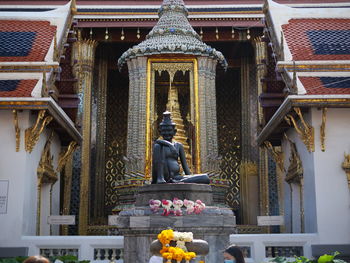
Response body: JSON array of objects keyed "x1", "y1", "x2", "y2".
[
  {"x1": 264, "y1": 141, "x2": 285, "y2": 173},
  {"x1": 284, "y1": 134, "x2": 303, "y2": 184},
  {"x1": 341, "y1": 153, "x2": 350, "y2": 189},
  {"x1": 25, "y1": 110, "x2": 53, "y2": 153},
  {"x1": 13, "y1": 110, "x2": 20, "y2": 152},
  {"x1": 284, "y1": 107, "x2": 314, "y2": 153},
  {"x1": 320, "y1": 107, "x2": 327, "y2": 152},
  {"x1": 37, "y1": 132, "x2": 57, "y2": 185},
  {"x1": 57, "y1": 141, "x2": 78, "y2": 173}
]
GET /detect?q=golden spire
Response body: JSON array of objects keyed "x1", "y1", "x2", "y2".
[{"x1": 166, "y1": 81, "x2": 192, "y2": 170}]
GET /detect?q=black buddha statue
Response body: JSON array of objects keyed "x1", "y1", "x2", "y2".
[{"x1": 151, "y1": 111, "x2": 210, "y2": 184}]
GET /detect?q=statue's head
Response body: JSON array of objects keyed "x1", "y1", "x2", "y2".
[{"x1": 159, "y1": 111, "x2": 176, "y2": 141}]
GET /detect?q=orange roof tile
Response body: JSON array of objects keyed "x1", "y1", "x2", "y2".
[
  {"x1": 0, "y1": 20, "x2": 56, "y2": 62},
  {"x1": 282, "y1": 19, "x2": 350, "y2": 61},
  {"x1": 299, "y1": 76, "x2": 350, "y2": 95},
  {"x1": 0, "y1": 79, "x2": 38, "y2": 97}
]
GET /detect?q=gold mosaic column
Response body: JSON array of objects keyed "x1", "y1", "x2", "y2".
[
  {"x1": 254, "y1": 37, "x2": 267, "y2": 126},
  {"x1": 72, "y1": 35, "x2": 98, "y2": 235},
  {"x1": 253, "y1": 38, "x2": 270, "y2": 219},
  {"x1": 240, "y1": 55, "x2": 261, "y2": 225},
  {"x1": 93, "y1": 50, "x2": 108, "y2": 224}
]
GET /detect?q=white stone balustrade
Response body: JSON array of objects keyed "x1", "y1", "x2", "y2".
[{"x1": 15, "y1": 234, "x2": 318, "y2": 263}]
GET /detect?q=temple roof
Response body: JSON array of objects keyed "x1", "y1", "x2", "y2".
[
  {"x1": 299, "y1": 76, "x2": 350, "y2": 95},
  {"x1": 0, "y1": 1, "x2": 81, "y2": 142},
  {"x1": 118, "y1": 0, "x2": 227, "y2": 69},
  {"x1": 0, "y1": 20, "x2": 56, "y2": 62},
  {"x1": 264, "y1": 0, "x2": 350, "y2": 95},
  {"x1": 0, "y1": 79, "x2": 39, "y2": 97},
  {"x1": 282, "y1": 18, "x2": 350, "y2": 61},
  {"x1": 257, "y1": 0, "x2": 350, "y2": 145},
  {"x1": 0, "y1": 2, "x2": 73, "y2": 98}
]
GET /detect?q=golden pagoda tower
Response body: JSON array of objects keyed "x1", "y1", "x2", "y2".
[{"x1": 166, "y1": 81, "x2": 192, "y2": 170}]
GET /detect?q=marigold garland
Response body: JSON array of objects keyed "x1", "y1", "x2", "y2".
[{"x1": 158, "y1": 229, "x2": 197, "y2": 263}]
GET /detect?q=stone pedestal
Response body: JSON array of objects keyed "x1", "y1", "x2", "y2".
[{"x1": 115, "y1": 184, "x2": 236, "y2": 263}]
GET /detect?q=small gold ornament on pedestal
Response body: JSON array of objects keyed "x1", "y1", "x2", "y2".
[{"x1": 341, "y1": 153, "x2": 350, "y2": 190}]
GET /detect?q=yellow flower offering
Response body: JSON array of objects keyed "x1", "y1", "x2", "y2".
[{"x1": 158, "y1": 229, "x2": 197, "y2": 263}]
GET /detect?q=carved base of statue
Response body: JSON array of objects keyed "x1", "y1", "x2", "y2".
[{"x1": 115, "y1": 183, "x2": 236, "y2": 263}]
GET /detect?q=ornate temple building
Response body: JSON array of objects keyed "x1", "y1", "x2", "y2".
[{"x1": 0, "y1": 0, "x2": 349, "y2": 261}]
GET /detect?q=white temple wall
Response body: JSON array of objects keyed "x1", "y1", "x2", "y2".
[
  {"x1": 311, "y1": 107, "x2": 350, "y2": 244},
  {"x1": 282, "y1": 108, "x2": 350, "y2": 243},
  {"x1": 0, "y1": 110, "x2": 29, "y2": 244},
  {"x1": 0, "y1": 110, "x2": 61, "y2": 246},
  {"x1": 282, "y1": 111, "x2": 317, "y2": 234}
]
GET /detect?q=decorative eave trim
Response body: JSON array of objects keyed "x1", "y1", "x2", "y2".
[
  {"x1": 76, "y1": 17, "x2": 264, "y2": 28},
  {"x1": 277, "y1": 61, "x2": 350, "y2": 72},
  {"x1": 76, "y1": 16, "x2": 263, "y2": 22},
  {"x1": 257, "y1": 95, "x2": 350, "y2": 145},
  {"x1": 0, "y1": 62, "x2": 60, "y2": 73},
  {"x1": 0, "y1": 97, "x2": 82, "y2": 143}
]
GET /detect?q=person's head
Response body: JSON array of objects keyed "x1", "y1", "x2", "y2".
[
  {"x1": 23, "y1": 256, "x2": 50, "y2": 263},
  {"x1": 159, "y1": 111, "x2": 176, "y2": 141},
  {"x1": 223, "y1": 245, "x2": 245, "y2": 263}
]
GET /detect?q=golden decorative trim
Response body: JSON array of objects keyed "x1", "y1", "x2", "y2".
[
  {"x1": 259, "y1": 147, "x2": 269, "y2": 216},
  {"x1": 145, "y1": 58, "x2": 152, "y2": 178},
  {"x1": 62, "y1": 152, "x2": 73, "y2": 235},
  {"x1": 25, "y1": 110, "x2": 53, "y2": 153},
  {"x1": 262, "y1": 0, "x2": 269, "y2": 14},
  {"x1": 152, "y1": 62, "x2": 193, "y2": 83},
  {"x1": 36, "y1": 182, "x2": 41, "y2": 235},
  {"x1": 320, "y1": 107, "x2": 327, "y2": 152},
  {"x1": 77, "y1": 11, "x2": 262, "y2": 16},
  {"x1": 237, "y1": 225, "x2": 268, "y2": 234},
  {"x1": 264, "y1": 141, "x2": 285, "y2": 172},
  {"x1": 71, "y1": 0, "x2": 77, "y2": 14},
  {"x1": 293, "y1": 98, "x2": 350, "y2": 105},
  {"x1": 57, "y1": 141, "x2": 77, "y2": 173},
  {"x1": 77, "y1": 17, "x2": 262, "y2": 22},
  {"x1": 193, "y1": 58, "x2": 200, "y2": 173},
  {"x1": 145, "y1": 58, "x2": 200, "y2": 176},
  {"x1": 37, "y1": 132, "x2": 57, "y2": 236},
  {"x1": 239, "y1": 161, "x2": 258, "y2": 177},
  {"x1": 254, "y1": 37, "x2": 267, "y2": 126},
  {"x1": 240, "y1": 161, "x2": 258, "y2": 224},
  {"x1": 284, "y1": 107, "x2": 314, "y2": 152},
  {"x1": 49, "y1": 184, "x2": 54, "y2": 235},
  {"x1": 54, "y1": 34, "x2": 59, "y2": 62},
  {"x1": 300, "y1": 177, "x2": 305, "y2": 233},
  {"x1": 0, "y1": 64, "x2": 59, "y2": 72},
  {"x1": 278, "y1": 63, "x2": 350, "y2": 72},
  {"x1": 13, "y1": 110, "x2": 20, "y2": 152},
  {"x1": 0, "y1": 100, "x2": 48, "y2": 109},
  {"x1": 258, "y1": 96, "x2": 350, "y2": 146},
  {"x1": 284, "y1": 133, "x2": 304, "y2": 232},
  {"x1": 37, "y1": 132, "x2": 57, "y2": 185},
  {"x1": 78, "y1": 38, "x2": 97, "y2": 235},
  {"x1": 284, "y1": 134, "x2": 303, "y2": 184},
  {"x1": 341, "y1": 153, "x2": 350, "y2": 189}
]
